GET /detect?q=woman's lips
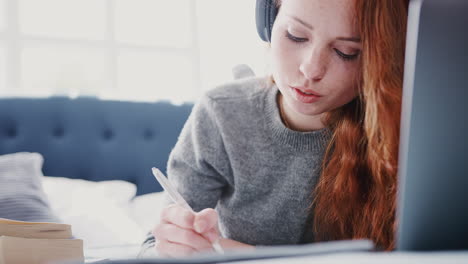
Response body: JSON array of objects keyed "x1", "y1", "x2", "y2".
[{"x1": 290, "y1": 86, "x2": 322, "y2": 103}]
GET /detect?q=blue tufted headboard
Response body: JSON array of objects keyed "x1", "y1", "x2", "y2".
[{"x1": 0, "y1": 97, "x2": 193, "y2": 195}]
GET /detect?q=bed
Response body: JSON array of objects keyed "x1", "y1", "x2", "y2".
[
  {"x1": 1, "y1": 96, "x2": 468, "y2": 264},
  {"x1": 0, "y1": 96, "x2": 193, "y2": 260}
]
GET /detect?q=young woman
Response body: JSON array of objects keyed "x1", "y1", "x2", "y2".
[{"x1": 142, "y1": 0, "x2": 408, "y2": 257}]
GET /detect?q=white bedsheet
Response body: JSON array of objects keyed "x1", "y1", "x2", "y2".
[
  {"x1": 42, "y1": 177, "x2": 166, "y2": 248},
  {"x1": 41, "y1": 178, "x2": 468, "y2": 264}
]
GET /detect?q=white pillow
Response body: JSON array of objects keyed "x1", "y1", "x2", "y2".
[
  {"x1": 128, "y1": 191, "x2": 168, "y2": 234},
  {"x1": 42, "y1": 177, "x2": 146, "y2": 248},
  {"x1": 0, "y1": 152, "x2": 60, "y2": 223},
  {"x1": 42, "y1": 177, "x2": 137, "y2": 207}
]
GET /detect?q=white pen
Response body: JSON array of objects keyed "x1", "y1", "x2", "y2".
[{"x1": 151, "y1": 167, "x2": 224, "y2": 254}]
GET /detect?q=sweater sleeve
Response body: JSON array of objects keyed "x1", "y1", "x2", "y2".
[
  {"x1": 139, "y1": 93, "x2": 231, "y2": 256},
  {"x1": 167, "y1": 93, "x2": 231, "y2": 211}
]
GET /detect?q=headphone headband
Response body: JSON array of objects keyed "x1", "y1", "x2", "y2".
[{"x1": 255, "y1": 0, "x2": 279, "y2": 42}]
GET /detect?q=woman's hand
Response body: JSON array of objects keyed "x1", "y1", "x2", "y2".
[{"x1": 153, "y1": 204, "x2": 254, "y2": 257}]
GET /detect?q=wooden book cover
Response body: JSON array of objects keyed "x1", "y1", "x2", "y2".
[
  {"x1": 0, "y1": 236, "x2": 84, "y2": 264},
  {"x1": 0, "y1": 218, "x2": 83, "y2": 264},
  {"x1": 0, "y1": 218, "x2": 72, "y2": 239}
]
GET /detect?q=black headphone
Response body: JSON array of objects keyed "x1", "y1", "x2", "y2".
[{"x1": 256, "y1": 0, "x2": 279, "y2": 42}]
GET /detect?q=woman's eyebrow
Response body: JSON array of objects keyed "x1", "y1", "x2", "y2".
[
  {"x1": 289, "y1": 15, "x2": 361, "y2": 43},
  {"x1": 336, "y1": 36, "x2": 361, "y2": 43},
  {"x1": 289, "y1": 15, "x2": 314, "y2": 30}
]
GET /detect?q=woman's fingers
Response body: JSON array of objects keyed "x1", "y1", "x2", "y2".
[
  {"x1": 154, "y1": 205, "x2": 222, "y2": 257},
  {"x1": 160, "y1": 204, "x2": 194, "y2": 229},
  {"x1": 203, "y1": 227, "x2": 220, "y2": 243},
  {"x1": 155, "y1": 240, "x2": 195, "y2": 258},
  {"x1": 194, "y1": 208, "x2": 219, "y2": 234},
  {"x1": 154, "y1": 223, "x2": 213, "y2": 251},
  {"x1": 194, "y1": 208, "x2": 221, "y2": 245}
]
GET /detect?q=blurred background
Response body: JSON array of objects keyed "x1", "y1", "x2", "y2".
[{"x1": 0, "y1": 0, "x2": 270, "y2": 104}]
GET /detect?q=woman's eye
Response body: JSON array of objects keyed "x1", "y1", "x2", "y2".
[
  {"x1": 334, "y1": 48, "x2": 360, "y2": 61},
  {"x1": 285, "y1": 31, "x2": 308, "y2": 43}
]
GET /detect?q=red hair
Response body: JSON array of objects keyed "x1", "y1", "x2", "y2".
[{"x1": 311, "y1": 0, "x2": 409, "y2": 250}]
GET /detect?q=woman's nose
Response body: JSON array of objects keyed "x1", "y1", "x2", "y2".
[{"x1": 299, "y1": 49, "x2": 327, "y2": 81}]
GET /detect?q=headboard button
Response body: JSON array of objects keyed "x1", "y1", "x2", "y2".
[
  {"x1": 6, "y1": 128, "x2": 17, "y2": 138},
  {"x1": 144, "y1": 130, "x2": 154, "y2": 140},
  {"x1": 53, "y1": 128, "x2": 64, "y2": 138},
  {"x1": 103, "y1": 129, "x2": 114, "y2": 140}
]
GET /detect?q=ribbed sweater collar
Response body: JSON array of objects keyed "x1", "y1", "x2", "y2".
[{"x1": 262, "y1": 84, "x2": 332, "y2": 153}]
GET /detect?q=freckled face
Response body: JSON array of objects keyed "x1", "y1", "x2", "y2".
[{"x1": 271, "y1": 0, "x2": 362, "y2": 116}]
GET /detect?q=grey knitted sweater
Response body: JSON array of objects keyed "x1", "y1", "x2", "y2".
[{"x1": 143, "y1": 76, "x2": 331, "y2": 250}]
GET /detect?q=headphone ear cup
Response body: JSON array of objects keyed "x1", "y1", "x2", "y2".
[{"x1": 256, "y1": 0, "x2": 278, "y2": 42}]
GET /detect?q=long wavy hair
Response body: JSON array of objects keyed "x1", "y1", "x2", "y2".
[{"x1": 274, "y1": 0, "x2": 409, "y2": 250}]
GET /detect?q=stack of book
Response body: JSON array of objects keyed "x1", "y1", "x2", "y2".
[{"x1": 0, "y1": 217, "x2": 84, "y2": 264}]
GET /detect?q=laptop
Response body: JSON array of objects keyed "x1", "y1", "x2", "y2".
[{"x1": 396, "y1": 0, "x2": 468, "y2": 251}]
